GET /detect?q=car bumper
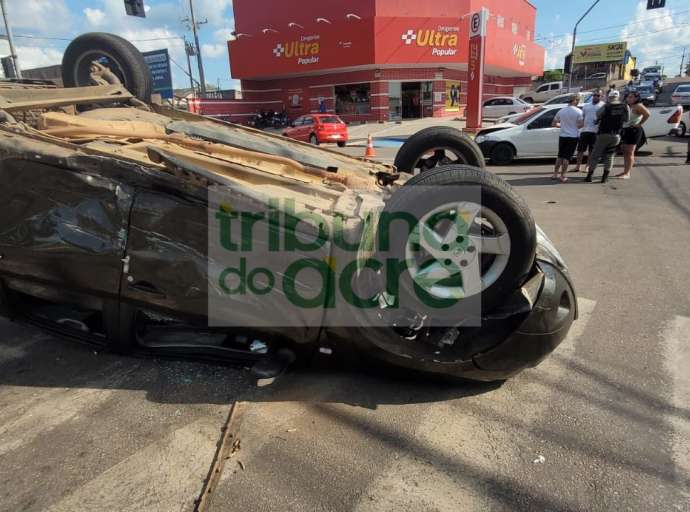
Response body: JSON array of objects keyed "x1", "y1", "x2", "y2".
[{"x1": 327, "y1": 258, "x2": 577, "y2": 382}]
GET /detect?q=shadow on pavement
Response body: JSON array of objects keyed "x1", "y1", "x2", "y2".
[{"x1": 0, "y1": 319, "x2": 499, "y2": 409}]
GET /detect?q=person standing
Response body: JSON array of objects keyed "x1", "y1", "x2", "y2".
[
  {"x1": 614, "y1": 91, "x2": 650, "y2": 179},
  {"x1": 585, "y1": 90, "x2": 630, "y2": 183},
  {"x1": 551, "y1": 95, "x2": 583, "y2": 182},
  {"x1": 574, "y1": 89, "x2": 605, "y2": 172}
]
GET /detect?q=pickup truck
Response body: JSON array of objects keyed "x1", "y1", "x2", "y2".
[{"x1": 519, "y1": 81, "x2": 581, "y2": 104}]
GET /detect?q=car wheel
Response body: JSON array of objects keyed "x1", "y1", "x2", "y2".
[
  {"x1": 379, "y1": 164, "x2": 536, "y2": 317},
  {"x1": 490, "y1": 143, "x2": 515, "y2": 165},
  {"x1": 337, "y1": 141, "x2": 347, "y2": 147},
  {"x1": 508, "y1": 111, "x2": 517, "y2": 115},
  {"x1": 677, "y1": 121, "x2": 687, "y2": 138},
  {"x1": 523, "y1": 97, "x2": 534, "y2": 103},
  {"x1": 309, "y1": 134, "x2": 319, "y2": 145},
  {"x1": 61, "y1": 32, "x2": 152, "y2": 102},
  {"x1": 394, "y1": 126, "x2": 485, "y2": 173}
]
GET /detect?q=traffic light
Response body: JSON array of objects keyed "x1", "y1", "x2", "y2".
[
  {"x1": 647, "y1": 0, "x2": 665, "y2": 9},
  {"x1": 124, "y1": 0, "x2": 146, "y2": 17}
]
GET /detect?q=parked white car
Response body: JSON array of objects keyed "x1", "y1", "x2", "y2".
[
  {"x1": 671, "y1": 84, "x2": 690, "y2": 106},
  {"x1": 482, "y1": 97, "x2": 531, "y2": 118},
  {"x1": 494, "y1": 93, "x2": 592, "y2": 125},
  {"x1": 475, "y1": 104, "x2": 683, "y2": 165}
]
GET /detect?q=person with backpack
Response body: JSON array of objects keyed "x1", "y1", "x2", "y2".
[{"x1": 585, "y1": 90, "x2": 630, "y2": 183}]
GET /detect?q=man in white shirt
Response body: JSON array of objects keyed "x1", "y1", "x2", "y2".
[
  {"x1": 574, "y1": 89, "x2": 605, "y2": 172},
  {"x1": 551, "y1": 95, "x2": 584, "y2": 182}
]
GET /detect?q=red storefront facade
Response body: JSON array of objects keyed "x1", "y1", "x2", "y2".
[{"x1": 208, "y1": 0, "x2": 544, "y2": 123}]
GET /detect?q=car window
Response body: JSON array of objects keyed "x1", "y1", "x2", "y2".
[
  {"x1": 550, "y1": 83, "x2": 560, "y2": 90},
  {"x1": 544, "y1": 95, "x2": 567, "y2": 105},
  {"x1": 303, "y1": 117, "x2": 314, "y2": 125},
  {"x1": 527, "y1": 109, "x2": 558, "y2": 130},
  {"x1": 484, "y1": 99, "x2": 497, "y2": 106},
  {"x1": 514, "y1": 107, "x2": 544, "y2": 125},
  {"x1": 292, "y1": 117, "x2": 304, "y2": 126},
  {"x1": 676, "y1": 85, "x2": 690, "y2": 93},
  {"x1": 537, "y1": 85, "x2": 548, "y2": 93},
  {"x1": 317, "y1": 116, "x2": 342, "y2": 124}
]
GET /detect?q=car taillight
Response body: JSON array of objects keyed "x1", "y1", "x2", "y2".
[{"x1": 668, "y1": 108, "x2": 682, "y2": 124}]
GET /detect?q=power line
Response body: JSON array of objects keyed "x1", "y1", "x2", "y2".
[{"x1": 535, "y1": 8, "x2": 690, "y2": 44}]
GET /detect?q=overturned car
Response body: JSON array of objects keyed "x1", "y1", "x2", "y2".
[{"x1": 0, "y1": 33, "x2": 577, "y2": 381}]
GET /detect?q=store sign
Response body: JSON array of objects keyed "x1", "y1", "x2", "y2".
[
  {"x1": 142, "y1": 49, "x2": 173, "y2": 99},
  {"x1": 572, "y1": 42, "x2": 627, "y2": 64},
  {"x1": 400, "y1": 26, "x2": 460, "y2": 56},
  {"x1": 513, "y1": 43, "x2": 526, "y2": 66},
  {"x1": 466, "y1": 9, "x2": 488, "y2": 130},
  {"x1": 272, "y1": 35, "x2": 321, "y2": 65}
]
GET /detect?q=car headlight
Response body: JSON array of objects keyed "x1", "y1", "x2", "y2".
[
  {"x1": 475, "y1": 135, "x2": 486, "y2": 144},
  {"x1": 535, "y1": 225, "x2": 568, "y2": 271}
]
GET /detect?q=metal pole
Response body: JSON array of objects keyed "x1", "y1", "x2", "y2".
[
  {"x1": 681, "y1": 48, "x2": 687, "y2": 77},
  {"x1": 0, "y1": 0, "x2": 21, "y2": 78},
  {"x1": 188, "y1": 0, "x2": 206, "y2": 96},
  {"x1": 568, "y1": 0, "x2": 601, "y2": 92}
]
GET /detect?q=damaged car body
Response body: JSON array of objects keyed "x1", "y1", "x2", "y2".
[{"x1": 0, "y1": 37, "x2": 577, "y2": 382}]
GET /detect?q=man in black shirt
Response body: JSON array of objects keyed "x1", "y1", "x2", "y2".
[{"x1": 586, "y1": 90, "x2": 630, "y2": 183}]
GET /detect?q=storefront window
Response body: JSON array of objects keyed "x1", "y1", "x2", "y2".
[{"x1": 335, "y1": 83, "x2": 371, "y2": 115}]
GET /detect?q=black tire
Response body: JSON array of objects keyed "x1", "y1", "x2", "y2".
[
  {"x1": 677, "y1": 121, "x2": 687, "y2": 138},
  {"x1": 309, "y1": 134, "x2": 319, "y2": 145},
  {"x1": 337, "y1": 141, "x2": 347, "y2": 147},
  {"x1": 381, "y1": 165, "x2": 536, "y2": 315},
  {"x1": 61, "y1": 32, "x2": 152, "y2": 102},
  {"x1": 394, "y1": 126, "x2": 485, "y2": 173},
  {"x1": 490, "y1": 143, "x2": 515, "y2": 165},
  {"x1": 523, "y1": 97, "x2": 534, "y2": 103}
]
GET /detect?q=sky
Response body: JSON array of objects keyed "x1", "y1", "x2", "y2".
[{"x1": 0, "y1": 0, "x2": 688, "y2": 90}]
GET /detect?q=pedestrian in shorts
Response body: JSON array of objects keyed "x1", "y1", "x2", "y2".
[
  {"x1": 574, "y1": 89, "x2": 605, "y2": 172},
  {"x1": 551, "y1": 94, "x2": 583, "y2": 182},
  {"x1": 586, "y1": 90, "x2": 630, "y2": 183}
]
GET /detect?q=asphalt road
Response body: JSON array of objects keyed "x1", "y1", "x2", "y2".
[{"x1": 1, "y1": 137, "x2": 689, "y2": 512}]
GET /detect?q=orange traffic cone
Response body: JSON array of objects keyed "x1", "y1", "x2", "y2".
[{"x1": 364, "y1": 134, "x2": 376, "y2": 158}]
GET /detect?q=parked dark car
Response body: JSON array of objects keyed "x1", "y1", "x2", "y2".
[{"x1": 0, "y1": 33, "x2": 578, "y2": 382}]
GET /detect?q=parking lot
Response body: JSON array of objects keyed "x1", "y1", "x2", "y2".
[{"x1": 1, "y1": 135, "x2": 689, "y2": 512}]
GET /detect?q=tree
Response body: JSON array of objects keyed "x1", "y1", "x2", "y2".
[
  {"x1": 543, "y1": 69, "x2": 564, "y2": 82},
  {"x1": 686, "y1": 62, "x2": 690, "y2": 77},
  {"x1": 630, "y1": 69, "x2": 640, "y2": 79}
]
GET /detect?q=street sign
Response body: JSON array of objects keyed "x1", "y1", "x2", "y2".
[
  {"x1": 466, "y1": 8, "x2": 488, "y2": 131},
  {"x1": 124, "y1": 0, "x2": 146, "y2": 18},
  {"x1": 143, "y1": 49, "x2": 173, "y2": 99},
  {"x1": 647, "y1": 0, "x2": 665, "y2": 9}
]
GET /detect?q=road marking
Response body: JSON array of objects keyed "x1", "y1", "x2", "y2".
[
  {"x1": 662, "y1": 315, "x2": 690, "y2": 504},
  {"x1": 47, "y1": 417, "x2": 223, "y2": 512},
  {"x1": 354, "y1": 299, "x2": 597, "y2": 511}
]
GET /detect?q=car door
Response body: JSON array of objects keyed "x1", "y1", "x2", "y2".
[
  {"x1": 534, "y1": 84, "x2": 549, "y2": 101},
  {"x1": 483, "y1": 99, "x2": 499, "y2": 118},
  {"x1": 302, "y1": 116, "x2": 315, "y2": 142},
  {"x1": 512, "y1": 109, "x2": 560, "y2": 157},
  {"x1": 285, "y1": 116, "x2": 303, "y2": 140},
  {"x1": 119, "y1": 182, "x2": 326, "y2": 343},
  {"x1": 0, "y1": 156, "x2": 132, "y2": 309}
]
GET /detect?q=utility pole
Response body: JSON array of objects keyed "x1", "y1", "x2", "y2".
[
  {"x1": 680, "y1": 47, "x2": 686, "y2": 77},
  {"x1": 568, "y1": 0, "x2": 601, "y2": 92},
  {"x1": 182, "y1": 0, "x2": 207, "y2": 97},
  {"x1": 0, "y1": 0, "x2": 21, "y2": 78}
]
